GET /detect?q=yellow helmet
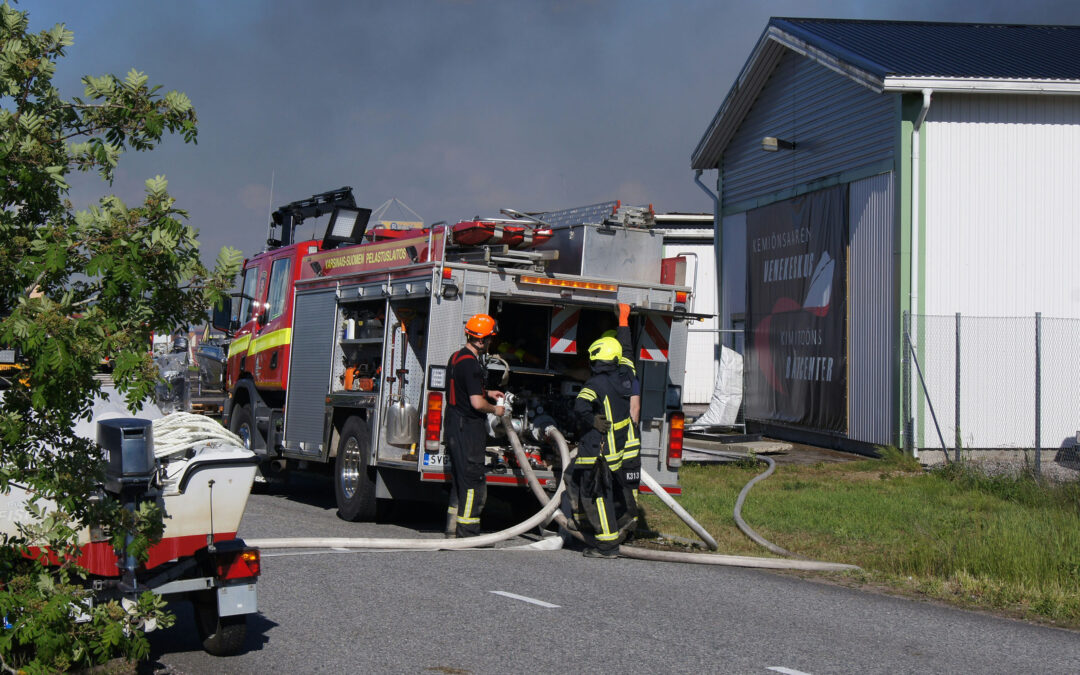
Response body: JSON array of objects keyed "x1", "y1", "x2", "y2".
[{"x1": 588, "y1": 336, "x2": 621, "y2": 362}]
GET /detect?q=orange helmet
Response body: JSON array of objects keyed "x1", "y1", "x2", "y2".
[{"x1": 464, "y1": 313, "x2": 497, "y2": 339}]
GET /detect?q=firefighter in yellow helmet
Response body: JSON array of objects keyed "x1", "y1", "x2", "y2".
[
  {"x1": 602, "y1": 303, "x2": 642, "y2": 536},
  {"x1": 569, "y1": 319, "x2": 639, "y2": 558},
  {"x1": 444, "y1": 313, "x2": 505, "y2": 538}
]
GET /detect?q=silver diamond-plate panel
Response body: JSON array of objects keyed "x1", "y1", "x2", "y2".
[
  {"x1": 385, "y1": 302, "x2": 426, "y2": 436},
  {"x1": 285, "y1": 290, "x2": 337, "y2": 444},
  {"x1": 427, "y1": 291, "x2": 465, "y2": 374},
  {"x1": 667, "y1": 319, "x2": 688, "y2": 390},
  {"x1": 462, "y1": 269, "x2": 491, "y2": 319},
  {"x1": 537, "y1": 201, "x2": 618, "y2": 228}
]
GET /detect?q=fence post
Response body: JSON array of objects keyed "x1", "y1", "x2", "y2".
[
  {"x1": 955, "y1": 312, "x2": 961, "y2": 463},
  {"x1": 903, "y1": 311, "x2": 912, "y2": 457},
  {"x1": 1035, "y1": 312, "x2": 1042, "y2": 480}
]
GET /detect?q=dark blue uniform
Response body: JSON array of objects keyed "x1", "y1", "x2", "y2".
[{"x1": 445, "y1": 347, "x2": 488, "y2": 537}]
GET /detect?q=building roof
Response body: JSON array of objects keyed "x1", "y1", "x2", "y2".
[
  {"x1": 692, "y1": 18, "x2": 1080, "y2": 170},
  {"x1": 775, "y1": 18, "x2": 1080, "y2": 81}
]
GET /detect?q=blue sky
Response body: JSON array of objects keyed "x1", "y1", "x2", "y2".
[{"x1": 22, "y1": 0, "x2": 1080, "y2": 265}]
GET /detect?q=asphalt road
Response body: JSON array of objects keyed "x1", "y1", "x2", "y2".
[{"x1": 148, "y1": 471, "x2": 1080, "y2": 674}]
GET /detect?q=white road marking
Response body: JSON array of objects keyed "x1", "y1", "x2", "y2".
[
  {"x1": 489, "y1": 590, "x2": 560, "y2": 608},
  {"x1": 768, "y1": 667, "x2": 813, "y2": 675}
]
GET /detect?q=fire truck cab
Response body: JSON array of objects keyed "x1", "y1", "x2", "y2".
[{"x1": 215, "y1": 189, "x2": 698, "y2": 521}]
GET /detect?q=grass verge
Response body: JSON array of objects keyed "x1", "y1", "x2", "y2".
[{"x1": 637, "y1": 451, "x2": 1080, "y2": 629}]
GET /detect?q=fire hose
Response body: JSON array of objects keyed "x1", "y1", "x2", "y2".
[
  {"x1": 500, "y1": 417, "x2": 858, "y2": 572},
  {"x1": 152, "y1": 412, "x2": 246, "y2": 458},
  {"x1": 246, "y1": 414, "x2": 578, "y2": 551},
  {"x1": 244, "y1": 412, "x2": 858, "y2": 572}
]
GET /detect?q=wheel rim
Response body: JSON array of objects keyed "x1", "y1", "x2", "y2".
[
  {"x1": 237, "y1": 421, "x2": 252, "y2": 449},
  {"x1": 340, "y1": 436, "x2": 361, "y2": 499}
]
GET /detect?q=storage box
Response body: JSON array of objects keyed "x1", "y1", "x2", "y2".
[{"x1": 532, "y1": 223, "x2": 662, "y2": 283}]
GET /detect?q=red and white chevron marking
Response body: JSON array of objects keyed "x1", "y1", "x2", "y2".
[
  {"x1": 549, "y1": 307, "x2": 579, "y2": 354},
  {"x1": 638, "y1": 314, "x2": 670, "y2": 362}
]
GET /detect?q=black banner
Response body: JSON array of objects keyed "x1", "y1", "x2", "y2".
[{"x1": 745, "y1": 185, "x2": 847, "y2": 431}]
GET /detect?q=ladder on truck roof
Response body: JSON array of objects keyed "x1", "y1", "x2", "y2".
[
  {"x1": 449, "y1": 243, "x2": 558, "y2": 270},
  {"x1": 443, "y1": 200, "x2": 654, "y2": 272}
]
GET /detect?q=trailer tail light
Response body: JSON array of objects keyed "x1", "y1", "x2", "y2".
[
  {"x1": 425, "y1": 392, "x2": 443, "y2": 451},
  {"x1": 442, "y1": 267, "x2": 453, "y2": 280},
  {"x1": 216, "y1": 548, "x2": 261, "y2": 581},
  {"x1": 675, "y1": 291, "x2": 688, "y2": 304},
  {"x1": 667, "y1": 412, "x2": 684, "y2": 469}
]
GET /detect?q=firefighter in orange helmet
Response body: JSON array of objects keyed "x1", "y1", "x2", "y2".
[{"x1": 444, "y1": 313, "x2": 505, "y2": 538}]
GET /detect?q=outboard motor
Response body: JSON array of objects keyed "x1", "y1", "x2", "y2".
[
  {"x1": 98, "y1": 418, "x2": 158, "y2": 587},
  {"x1": 99, "y1": 417, "x2": 156, "y2": 495}
]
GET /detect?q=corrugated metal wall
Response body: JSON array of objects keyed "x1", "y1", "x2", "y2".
[
  {"x1": 848, "y1": 172, "x2": 895, "y2": 445},
  {"x1": 721, "y1": 212, "x2": 747, "y2": 340},
  {"x1": 923, "y1": 93, "x2": 1080, "y2": 317},
  {"x1": 917, "y1": 93, "x2": 1080, "y2": 449},
  {"x1": 722, "y1": 50, "x2": 894, "y2": 209}
]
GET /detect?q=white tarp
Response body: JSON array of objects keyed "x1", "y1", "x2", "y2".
[{"x1": 688, "y1": 346, "x2": 742, "y2": 427}]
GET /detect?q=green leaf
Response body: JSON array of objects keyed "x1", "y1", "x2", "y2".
[
  {"x1": 144, "y1": 174, "x2": 168, "y2": 197},
  {"x1": 123, "y1": 68, "x2": 148, "y2": 91}
]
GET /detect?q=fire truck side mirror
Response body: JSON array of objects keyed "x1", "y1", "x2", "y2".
[{"x1": 211, "y1": 298, "x2": 235, "y2": 335}]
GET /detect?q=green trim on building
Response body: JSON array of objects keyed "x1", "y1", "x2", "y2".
[
  {"x1": 897, "y1": 95, "x2": 914, "y2": 448},
  {"x1": 896, "y1": 92, "x2": 931, "y2": 450}
]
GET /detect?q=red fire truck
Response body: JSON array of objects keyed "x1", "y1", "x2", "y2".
[{"x1": 213, "y1": 188, "x2": 697, "y2": 521}]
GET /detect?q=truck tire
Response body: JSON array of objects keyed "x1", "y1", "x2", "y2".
[
  {"x1": 193, "y1": 591, "x2": 247, "y2": 656},
  {"x1": 229, "y1": 403, "x2": 256, "y2": 450},
  {"x1": 335, "y1": 416, "x2": 377, "y2": 522}
]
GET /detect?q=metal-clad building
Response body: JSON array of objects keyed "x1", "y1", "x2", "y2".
[{"x1": 691, "y1": 18, "x2": 1080, "y2": 452}]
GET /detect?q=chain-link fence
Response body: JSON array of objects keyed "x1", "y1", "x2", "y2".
[{"x1": 903, "y1": 312, "x2": 1080, "y2": 479}]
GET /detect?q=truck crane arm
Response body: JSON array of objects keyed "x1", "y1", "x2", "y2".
[{"x1": 267, "y1": 186, "x2": 363, "y2": 250}]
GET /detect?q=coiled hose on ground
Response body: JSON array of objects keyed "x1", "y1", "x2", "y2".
[
  {"x1": 501, "y1": 419, "x2": 857, "y2": 572},
  {"x1": 204, "y1": 409, "x2": 859, "y2": 571},
  {"x1": 245, "y1": 418, "x2": 580, "y2": 552}
]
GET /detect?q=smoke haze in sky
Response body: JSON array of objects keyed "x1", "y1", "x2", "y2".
[{"x1": 25, "y1": 0, "x2": 1080, "y2": 264}]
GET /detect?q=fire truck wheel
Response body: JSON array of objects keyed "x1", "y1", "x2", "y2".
[
  {"x1": 193, "y1": 591, "x2": 248, "y2": 656},
  {"x1": 335, "y1": 416, "x2": 377, "y2": 521},
  {"x1": 229, "y1": 403, "x2": 260, "y2": 450}
]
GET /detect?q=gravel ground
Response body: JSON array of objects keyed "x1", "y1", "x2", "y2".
[{"x1": 920, "y1": 448, "x2": 1080, "y2": 484}]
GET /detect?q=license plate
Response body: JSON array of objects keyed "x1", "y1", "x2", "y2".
[{"x1": 423, "y1": 453, "x2": 449, "y2": 467}]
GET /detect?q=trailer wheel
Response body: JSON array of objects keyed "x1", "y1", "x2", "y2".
[
  {"x1": 229, "y1": 403, "x2": 256, "y2": 450},
  {"x1": 193, "y1": 591, "x2": 248, "y2": 656},
  {"x1": 335, "y1": 416, "x2": 377, "y2": 521}
]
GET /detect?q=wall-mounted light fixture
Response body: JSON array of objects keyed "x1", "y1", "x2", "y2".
[{"x1": 761, "y1": 136, "x2": 795, "y2": 152}]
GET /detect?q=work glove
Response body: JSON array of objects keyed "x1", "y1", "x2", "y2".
[
  {"x1": 617, "y1": 303, "x2": 631, "y2": 327},
  {"x1": 593, "y1": 414, "x2": 611, "y2": 433}
]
